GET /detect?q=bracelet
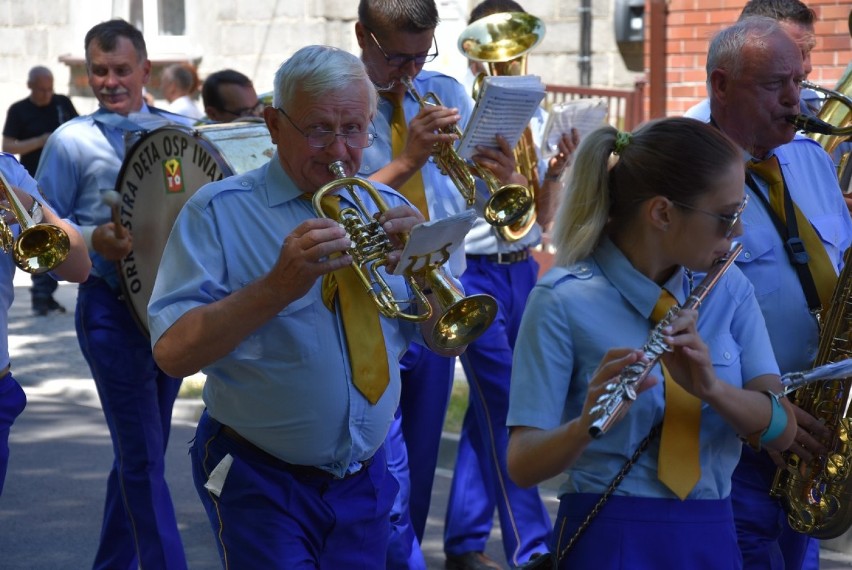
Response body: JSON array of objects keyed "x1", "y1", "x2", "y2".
[
  {"x1": 759, "y1": 390, "x2": 787, "y2": 445},
  {"x1": 544, "y1": 172, "x2": 562, "y2": 182},
  {"x1": 27, "y1": 199, "x2": 44, "y2": 224}
]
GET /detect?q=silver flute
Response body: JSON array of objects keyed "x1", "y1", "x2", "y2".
[{"x1": 588, "y1": 242, "x2": 743, "y2": 438}]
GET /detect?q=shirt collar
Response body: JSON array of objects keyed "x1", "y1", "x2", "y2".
[
  {"x1": 593, "y1": 236, "x2": 688, "y2": 320},
  {"x1": 264, "y1": 151, "x2": 304, "y2": 207}
]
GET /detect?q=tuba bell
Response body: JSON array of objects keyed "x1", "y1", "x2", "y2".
[
  {"x1": 0, "y1": 170, "x2": 70, "y2": 274},
  {"x1": 458, "y1": 11, "x2": 546, "y2": 242},
  {"x1": 313, "y1": 161, "x2": 497, "y2": 350}
]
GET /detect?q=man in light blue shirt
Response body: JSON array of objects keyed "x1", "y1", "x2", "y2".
[
  {"x1": 708, "y1": 18, "x2": 852, "y2": 569},
  {"x1": 35, "y1": 19, "x2": 193, "y2": 570},
  {"x1": 148, "y1": 45, "x2": 467, "y2": 569},
  {"x1": 355, "y1": 2, "x2": 542, "y2": 568}
]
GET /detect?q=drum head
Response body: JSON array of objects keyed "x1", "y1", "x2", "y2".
[{"x1": 115, "y1": 122, "x2": 275, "y2": 335}]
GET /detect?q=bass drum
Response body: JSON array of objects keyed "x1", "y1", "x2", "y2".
[{"x1": 115, "y1": 121, "x2": 275, "y2": 334}]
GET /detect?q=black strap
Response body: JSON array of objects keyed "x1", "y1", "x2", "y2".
[{"x1": 746, "y1": 172, "x2": 822, "y2": 312}]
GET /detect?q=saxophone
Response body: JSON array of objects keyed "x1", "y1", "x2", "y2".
[{"x1": 770, "y1": 247, "x2": 852, "y2": 538}]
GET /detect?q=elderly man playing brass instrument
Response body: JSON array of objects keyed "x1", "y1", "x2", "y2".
[{"x1": 148, "y1": 45, "x2": 468, "y2": 569}]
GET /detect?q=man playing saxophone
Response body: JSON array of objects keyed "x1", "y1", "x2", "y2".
[
  {"x1": 354, "y1": 1, "x2": 551, "y2": 568},
  {"x1": 707, "y1": 17, "x2": 852, "y2": 570},
  {"x1": 148, "y1": 45, "x2": 467, "y2": 569}
]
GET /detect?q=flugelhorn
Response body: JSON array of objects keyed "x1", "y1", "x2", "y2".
[
  {"x1": 399, "y1": 75, "x2": 534, "y2": 230},
  {"x1": 458, "y1": 11, "x2": 546, "y2": 242},
  {"x1": 588, "y1": 242, "x2": 743, "y2": 438},
  {"x1": 0, "y1": 170, "x2": 70, "y2": 274},
  {"x1": 313, "y1": 161, "x2": 497, "y2": 349}
]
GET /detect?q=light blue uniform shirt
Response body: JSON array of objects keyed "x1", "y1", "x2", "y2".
[
  {"x1": 148, "y1": 155, "x2": 425, "y2": 477},
  {"x1": 36, "y1": 105, "x2": 194, "y2": 286},
  {"x1": 507, "y1": 237, "x2": 778, "y2": 500},
  {"x1": 737, "y1": 136, "x2": 852, "y2": 374}
]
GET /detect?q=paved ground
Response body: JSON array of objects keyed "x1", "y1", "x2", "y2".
[{"x1": 1, "y1": 273, "x2": 852, "y2": 569}]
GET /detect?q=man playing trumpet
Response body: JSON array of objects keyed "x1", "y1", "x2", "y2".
[
  {"x1": 354, "y1": 1, "x2": 553, "y2": 568},
  {"x1": 148, "y1": 45, "x2": 467, "y2": 569}
]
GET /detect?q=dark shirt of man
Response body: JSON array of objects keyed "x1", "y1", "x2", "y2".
[{"x1": 3, "y1": 95, "x2": 78, "y2": 175}]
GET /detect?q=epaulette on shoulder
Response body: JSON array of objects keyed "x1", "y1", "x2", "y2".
[{"x1": 539, "y1": 261, "x2": 594, "y2": 289}]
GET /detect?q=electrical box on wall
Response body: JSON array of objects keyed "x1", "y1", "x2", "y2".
[{"x1": 614, "y1": 0, "x2": 645, "y2": 71}]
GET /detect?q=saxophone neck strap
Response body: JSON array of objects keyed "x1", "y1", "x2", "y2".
[{"x1": 746, "y1": 174, "x2": 821, "y2": 312}]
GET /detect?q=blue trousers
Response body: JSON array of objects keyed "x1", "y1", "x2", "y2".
[
  {"x1": 444, "y1": 256, "x2": 551, "y2": 566},
  {"x1": 0, "y1": 372, "x2": 26, "y2": 495},
  {"x1": 192, "y1": 410, "x2": 398, "y2": 569},
  {"x1": 731, "y1": 446, "x2": 819, "y2": 570},
  {"x1": 76, "y1": 276, "x2": 186, "y2": 570},
  {"x1": 386, "y1": 343, "x2": 455, "y2": 569},
  {"x1": 552, "y1": 494, "x2": 742, "y2": 569}
]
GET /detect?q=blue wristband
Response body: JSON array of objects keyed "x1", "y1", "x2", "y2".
[{"x1": 760, "y1": 390, "x2": 787, "y2": 444}]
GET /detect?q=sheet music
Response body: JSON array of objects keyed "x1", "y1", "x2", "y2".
[
  {"x1": 391, "y1": 210, "x2": 477, "y2": 276},
  {"x1": 540, "y1": 98, "x2": 609, "y2": 159},
  {"x1": 455, "y1": 75, "x2": 546, "y2": 160}
]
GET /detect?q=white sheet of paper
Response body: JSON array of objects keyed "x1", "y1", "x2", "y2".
[
  {"x1": 456, "y1": 75, "x2": 546, "y2": 160},
  {"x1": 391, "y1": 210, "x2": 477, "y2": 276},
  {"x1": 541, "y1": 98, "x2": 609, "y2": 159}
]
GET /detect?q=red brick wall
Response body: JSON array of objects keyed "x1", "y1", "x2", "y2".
[{"x1": 650, "y1": 0, "x2": 852, "y2": 117}]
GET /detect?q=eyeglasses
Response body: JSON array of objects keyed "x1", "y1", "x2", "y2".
[
  {"x1": 220, "y1": 100, "x2": 265, "y2": 118},
  {"x1": 671, "y1": 194, "x2": 749, "y2": 239},
  {"x1": 276, "y1": 107, "x2": 376, "y2": 149},
  {"x1": 367, "y1": 29, "x2": 439, "y2": 68}
]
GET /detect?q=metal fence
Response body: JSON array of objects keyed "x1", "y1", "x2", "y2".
[{"x1": 544, "y1": 80, "x2": 646, "y2": 130}]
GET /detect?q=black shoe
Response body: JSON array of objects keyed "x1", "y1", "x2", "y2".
[
  {"x1": 46, "y1": 299, "x2": 66, "y2": 313},
  {"x1": 445, "y1": 552, "x2": 502, "y2": 570},
  {"x1": 32, "y1": 305, "x2": 48, "y2": 317}
]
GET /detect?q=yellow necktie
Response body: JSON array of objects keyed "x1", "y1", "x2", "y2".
[
  {"x1": 748, "y1": 156, "x2": 836, "y2": 309},
  {"x1": 317, "y1": 193, "x2": 390, "y2": 405},
  {"x1": 653, "y1": 289, "x2": 701, "y2": 500},
  {"x1": 386, "y1": 95, "x2": 430, "y2": 220}
]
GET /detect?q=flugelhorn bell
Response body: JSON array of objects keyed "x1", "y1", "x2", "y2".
[
  {"x1": 0, "y1": 170, "x2": 70, "y2": 274},
  {"x1": 314, "y1": 161, "x2": 497, "y2": 349}
]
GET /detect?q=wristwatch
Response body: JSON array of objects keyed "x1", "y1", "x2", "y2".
[{"x1": 27, "y1": 199, "x2": 44, "y2": 224}]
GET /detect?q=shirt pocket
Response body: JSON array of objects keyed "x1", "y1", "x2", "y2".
[
  {"x1": 707, "y1": 332, "x2": 744, "y2": 390},
  {"x1": 737, "y1": 227, "x2": 780, "y2": 297},
  {"x1": 812, "y1": 212, "x2": 850, "y2": 267},
  {"x1": 233, "y1": 290, "x2": 321, "y2": 364}
]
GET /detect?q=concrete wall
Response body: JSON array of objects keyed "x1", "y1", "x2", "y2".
[{"x1": 0, "y1": 0, "x2": 642, "y2": 125}]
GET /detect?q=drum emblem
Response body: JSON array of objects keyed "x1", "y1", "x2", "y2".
[{"x1": 163, "y1": 158, "x2": 184, "y2": 193}]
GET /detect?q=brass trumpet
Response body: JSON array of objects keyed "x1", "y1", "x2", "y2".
[
  {"x1": 0, "y1": 170, "x2": 70, "y2": 274},
  {"x1": 313, "y1": 161, "x2": 497, "y2": 349},
  {"x1": 399, "y1": 75, "x2": 534, "y2": 229},
  {"x1": 789, "y1": 76, "x2": 852, "y2": 146}
]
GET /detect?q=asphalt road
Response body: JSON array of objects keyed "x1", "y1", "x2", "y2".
[{"x1": 1, "y1": 273, "x2": 852, "y2": 569}]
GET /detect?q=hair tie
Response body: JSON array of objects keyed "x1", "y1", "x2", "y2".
[{"x1": 613, "y1": 131, "x2": 632, "y2": 155}]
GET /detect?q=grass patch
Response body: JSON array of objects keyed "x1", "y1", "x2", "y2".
[
  {"x1": 444, "y1": 380, "x2": 469, "y2": 434},
  {"x1": 178, "y1": 373, "x2": 206, "y2": 398}
]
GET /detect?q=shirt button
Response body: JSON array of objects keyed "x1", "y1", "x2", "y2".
[
  {"x1": 241, "y1": 181, "x2": 249, "y2": 187},
  {"x1": 724, "y1": 351, "x2": 731, "y2": 360},
  {"x1": 743, "y1": 252, "x2": 752, "y2": 260}
]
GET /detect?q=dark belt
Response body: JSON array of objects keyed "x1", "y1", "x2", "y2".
[
  {"x1": 218, "y1": 424, "x2": 372, "y2": 480},
  {"x1": 467, "y1": 249, "x2": 530, "y2": 265}
]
